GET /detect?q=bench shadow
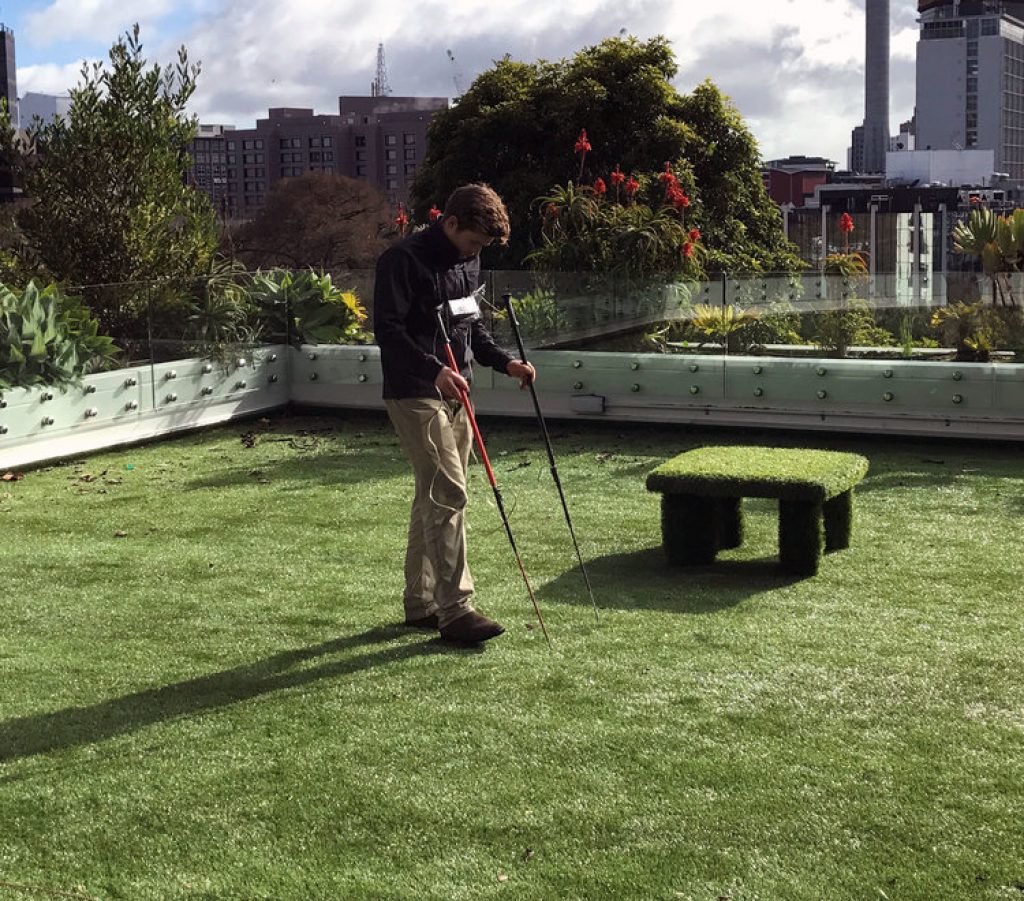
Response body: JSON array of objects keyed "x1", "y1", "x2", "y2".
[
  {"x1": 538, "y1": 546, "x2": 804, "y2": 615},
  {"x1": 0, "y1": 625, "x2": 476, "y2": 766}
]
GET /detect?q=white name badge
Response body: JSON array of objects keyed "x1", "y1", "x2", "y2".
[{"x1": 447, "y1": 295, "x2": 480, "y2": 319}]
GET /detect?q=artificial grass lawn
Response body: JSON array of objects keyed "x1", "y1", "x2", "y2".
[
  {"x1": 646, "y1": 446, "x2": 870, "y2": 501},
  {"x1": 1, "y1": 410, "x2": 1023, "y2": 900}
]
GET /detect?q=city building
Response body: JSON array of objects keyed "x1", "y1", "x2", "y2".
[
  {"x1": 19, "y1": 92, "x2": 71, "y2": 128},
  {"x1": 187, "y1": 123, "x2": 236, "y2": 219},
  {"x1": 848, "y1": 0, "x2": 891, "y2": 173},
  {"x1": 915, "y1": 0, "x2": 1024, "y2": 182},
  {"x1": 763, "y1": 156, "x2": 836, "y2": 208},
  {"x1": 0, "y1": 24, "x2": 18, "y2": 201},
  {"x1": 886, "y1": 147, "x2": 996, "y2": 185},
  {"x1": 188, "y1": 95, "x2": 448, "y2": 220}
]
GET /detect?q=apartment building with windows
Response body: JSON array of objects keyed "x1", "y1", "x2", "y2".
[
  {"x1": 188, "y1": 95, "x2": 448, "y2": 219},
  {"x1": 916, "y1": 0, "x2": 1024, "y2": 181}
]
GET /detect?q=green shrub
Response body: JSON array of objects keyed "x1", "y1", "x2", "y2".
[
  {"x1": 0, "y1": 281, "x2": 120, "y2": 390},
  {"x1": 248, "y1": 269, "x2": 371, "y2": 346}
]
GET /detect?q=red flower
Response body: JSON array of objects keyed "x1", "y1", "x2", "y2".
[
  {"x1": 428, "y1": 205, "x2": 443, "y2": 222},
  {"x1": 659, "y1": 162, "x2": 678, "y2": 189},
  {"x1": 610, "y1": 165, "x2": 625, "y2": 186},
  {"x1": 545, "y1": 202, "x2": 560, "y2": 219},
  {"x1": 688, "y1": 228, "x2": 701, "y2": 242},
  {"x1": 839, "y1": 212, "x2": 854, "y2": 234},
  {"x1": 666, "y1": 184, "x2": 689, "y2": 211},
  {"x1": 624, "y1": 176, "x2": 640, "y2": 197},
  {"x1": 593, "y1": 177, "x2": 607, "y2": 195},
  {"x1": 682, "y1": 242, "x2": 695, "y2": 259},
  {"x1": 574, "y1": 129, "x2": 592, "y2": 155},
  {"x1": 394, "y1": 204, "x2": 409, "y2": 235}
]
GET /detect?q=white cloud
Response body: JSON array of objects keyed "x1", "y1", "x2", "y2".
[
  {"x1": 25, "y1": 0, "x2": 175, "y2": 46},
  {"x1": 18, "y1": 60, "x2": 92, "y2": 96},
  {"x1": 16, "y1": 0, "x2": 922, "y2": 164}
]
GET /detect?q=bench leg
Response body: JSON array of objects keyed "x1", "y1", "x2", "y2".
[
  {"x1": 823, "y1": 490, "x2": 853, "y2": 552},
  {"x1": 778, "y1": 499, "x2": 824, "y2": 576},
  {"x1": 661, "y1": 494, "x2": 718, "y2": 565},
  {"x1": 716, "y1": 497, "x2": 744, "y2": 550}
]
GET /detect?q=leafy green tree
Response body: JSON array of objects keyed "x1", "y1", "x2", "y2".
[
  {"x1": 229, "y1": 173, "x2": 392, "y2": 271},
  {"x1": 411, "y1": 36, "x2": 799, "y2": 273},
  {"x1": 0, "y1": 25, "x2": 217, "y2": 338}
]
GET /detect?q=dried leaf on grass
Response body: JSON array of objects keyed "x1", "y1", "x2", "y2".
[{"x1": 2, "y1": 471, "x2": 24, "y2": 482}]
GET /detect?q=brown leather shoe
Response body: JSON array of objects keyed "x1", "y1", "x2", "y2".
[
  {"x1": 439, "y1": 610, "x2": 505, "y2": 643},
  {"x1": 404, "y1": 613, "x2": 439, "y2": 629}
]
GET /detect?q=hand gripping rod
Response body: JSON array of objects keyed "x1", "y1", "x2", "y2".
[{"x1": 435, "y1": 312, "x2": 551, "y2": 647}]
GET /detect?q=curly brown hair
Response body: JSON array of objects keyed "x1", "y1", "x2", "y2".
[{"x1": 442, "y1": 183, "x2": 510, "y2": 245}]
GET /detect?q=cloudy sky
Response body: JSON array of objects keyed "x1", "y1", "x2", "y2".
[{"x1": 5, "y1": 0, "x2": 921, "y2": 165}]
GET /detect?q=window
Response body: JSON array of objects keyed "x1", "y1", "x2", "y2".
[
  {"x1": 387, "y1": 179, "x2": 398, "y2": 189},
  {"x1": 322, "y1": 136, "x2": 333, "y2": 147},
  {"x1": 323, "y1": 151, "x2": 334, "y2": 162},
  {"x1": 309, "y1": 136, "x2": 321, "y2": 147},
  {"x1": 280, "y1": 138, "x2": 290, "y2": 148},
  {"x1": 386, "y1": 149, "x2": 397, "y2": 160},
  {"x1": 227, "y1": 140, "x2": 236, "y2": 151},
  {"x1": 310, "y1": 151, "x2": 321, "y2": 162},
  {"x1": 404, "y1": 148, "x2": 416, "y2": 160},
  {"x1": 404, "y1": 133, "x2": 416, "y2": 145},
  {"x1": 323, "y1": 165, "x2": 335, "y2": 173},
  {"x1": 356, "y1": 165, "x2": 367, "y2": 176},
  {"x1": 243, "y1": 140, "x2": 254, "y2": 150},
  {"x1": 385, "y1": 134, "x2": 397, "y2": 146},
  {"x1": 983, "y1": 18, "x2": 998, "y2": 36},
  {"x1": 355, "y1": 135, "x2": 367, "y2": 147},
  {"x1": 386, "y1": 164, "x2": 397, "y2": 175},
  {"x1": 356, "y1": 150, "x2": 367, "y2": 161},
  {"x1": 405, "y1": 163, "x2": 417, "y2": 175}
]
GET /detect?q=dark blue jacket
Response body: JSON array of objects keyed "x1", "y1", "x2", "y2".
[{"x1": 373, "y1": 223, "x2": 513, "y2": 399}]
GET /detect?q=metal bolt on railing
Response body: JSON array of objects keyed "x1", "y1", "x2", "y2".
[
  {"x1": 689, "y1": 385, "x2": 700, "y2": 395},
  {"x1": 85, "y1": 408, "x2": 98, "y2": 418},
  {"x1": 310, "y1": 372, "x2": 319, "y2": 381},
  {"x1": 357, "y1": 374, "x2": 368, "y2": 383},
  {"x1": 125, "y1": 400, "x2": 138, "y2": 411},
  {"x1": 631, "y1": 383, "x2": 640, "y2": 392},
  {"x1": 817, "y1": 389, "x2": 828, "y2": 399},
  {"x1": 953, "y1": 394, "x2": 963, "y2": 405},
  {"x1": 752, "y1": 365, "x2": 763, "y2": 375},
  {"x1": 952, "y1": 371, "x2": 963, "y2": 381},
  {"x1": 268, "y1": 374, "x2": 279, "y2": 383},
  {"x1": 573, "y1": 381, "x2": 583, "y2": 390},
  {"x1": 883, "y1": 392, "x2": 894, "y2": 402},
  {"x1": 165, "y1": 370, "x2": 177, "y2": 380},
  {"x1": 234, "y1": 380, "x2": 247, "y2": 389},
  {"x1": 201, "y1": 386, "x2": 214, "y2": 396},
  {"x1": 41, "y1": 416, "x2": 54, "y2": 426},
  {"x1": 42, "y1": 391, "x2": 53, "y2": 401},
  {"x1": 753, "y1": 387, "x2": 764, "y2": 397},
  {"x1": 689, "y1": 363, "x2": 699, "y2": 373},
  {"x1": 125, "y1": 377, "x2": 137, "y2": 387},
  {"x1": 202, "y1": 363, "x2": 214, "y2": 374},
  {"x1": 84, "y1": 384, "x2": 97, "y2": 394},
  {"x1": 165, "y1": 393, "x2": 177, "y2": 403}
]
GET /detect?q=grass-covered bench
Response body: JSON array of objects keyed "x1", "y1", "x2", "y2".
[{"x1": 646, "y1": 446, "x2": 869, "y2": 576}]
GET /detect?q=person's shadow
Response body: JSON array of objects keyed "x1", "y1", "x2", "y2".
[{"x1": 0, "y1": 626, "x2": 471, "y2": 766}]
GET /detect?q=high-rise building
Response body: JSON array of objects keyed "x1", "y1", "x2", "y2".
[
  {"x1": 187, "y1": 124, "x2": 236, "y2": 219},
  {"x1": 0, "y1": 25, "x2": 18, "y2": 202},
  {"x1": 915, "y1": 0, "x2": 1024, "y2": 181},
  {"x1": 188, "y1": 95, "x2": 448, "y2": 220},
  {"x1": 848, "y1": 0, "x2": 890, "y2": 173}
]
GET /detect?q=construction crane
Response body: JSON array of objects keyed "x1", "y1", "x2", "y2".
[
  {"x1": 446, "y1": 49, "x2": 465, "y2": 98},
  {"x1": 371, "y1": 42, "x2": 392, "y2": 97}
]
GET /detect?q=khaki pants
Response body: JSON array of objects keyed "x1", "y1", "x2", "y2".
[{"x1": 386, "y1": 398, "x2": 475, "y2": 627}]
